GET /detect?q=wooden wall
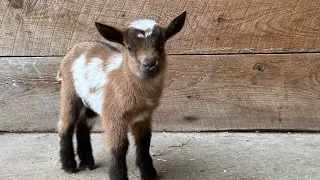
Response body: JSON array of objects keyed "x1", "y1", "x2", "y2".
[{"x1": 1, "y1": 0, "x2": 320, "y2": 132}]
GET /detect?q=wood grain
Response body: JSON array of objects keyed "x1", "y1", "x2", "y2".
[
  {"x1": 1, "y1": 0, "x2": 320, "y2": 56},
  {"x1": 0, "y1": 57, "x2": 60, "y2": 132},
  {"x1": 1, "y1": 54, "x2": 320, "y2": 132}
]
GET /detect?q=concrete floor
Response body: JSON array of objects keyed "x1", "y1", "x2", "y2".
[{"x1": 0, "y1": 132, "x2": 319, "y2": 180}]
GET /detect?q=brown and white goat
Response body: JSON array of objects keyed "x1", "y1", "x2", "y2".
[{"x1": 57, "y1": 11, "x2": 186, "y2": 180}]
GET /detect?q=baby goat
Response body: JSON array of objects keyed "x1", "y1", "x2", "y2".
[{"x1": 57, "y1": 11, "x2": 186, "y2": 180}]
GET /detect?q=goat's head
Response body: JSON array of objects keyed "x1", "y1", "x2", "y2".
[{"x1": 95, "y1": 11, "x2": 186, "y2": 78}]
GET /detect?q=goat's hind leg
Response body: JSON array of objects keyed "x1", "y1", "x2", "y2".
[
  {"x1": 58, "y1": 91, "x2": 82, "y2": 173},
  {"x1": 76, "y1": 108, "x2": 96, "y2": 170}
]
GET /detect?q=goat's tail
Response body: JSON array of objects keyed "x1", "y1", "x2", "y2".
[{"x1": 55, "y1": 71, "x2": 62, "y2": 82}]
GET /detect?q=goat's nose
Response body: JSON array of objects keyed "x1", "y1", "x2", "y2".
[{"x1": 142, "y1": 60, "x2": 156, "y2": 70}]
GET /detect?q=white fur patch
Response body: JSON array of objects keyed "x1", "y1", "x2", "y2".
[
  {"x1": 57, "y1": 120, "x2": 64, "y2": 131},
  {"x1": 131, "y1": 111, "x2": 149, "y2": 124},
  {"x1": 137, "y1": 33, "x2": 145, "y2": 38},
  {"x1": 106, "y1": 55, "x2": 123, "y2": 72},
  {"x1": 56, "y1": 71, "x2": 62, "y2": 82},
  {"x1": 71, "y1": 55, "x2": 123, "y2": 114},
  {"x1": 130, "y1": 19, "x2": 157, "y2": 38},
  {"x1": 72, "y1": 55, "x2": 107, "y2": 114}
]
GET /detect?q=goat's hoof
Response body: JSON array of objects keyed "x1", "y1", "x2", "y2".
[
  {"x1": 79, "y1": 161, "x2": 95, "y2": 171},
  {"x1": 62, "y1": 160, "x2": 77, "y2": 174},
  {"x1": 141, "y1": 167, "x2": 157, "y2": 180}
]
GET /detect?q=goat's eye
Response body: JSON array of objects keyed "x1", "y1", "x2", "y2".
[{"x1": 127, "y1": 47, "x2": 132, "y2": 51}]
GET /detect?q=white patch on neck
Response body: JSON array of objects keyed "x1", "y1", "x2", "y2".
[
  {"x1": 130, "y1": 19, "x2": 157, "y2": 38},
  {"x1": 131, "y1": 111, "x2": 149, "y2": 124},
  {"x1": 106, "y1": 55, "x2": 123, "y2": 72},
  {"x1": 72, "y1": 55, "x2": 107, "y2": 114}
]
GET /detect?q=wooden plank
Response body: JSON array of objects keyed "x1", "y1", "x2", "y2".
[
  {"x1": 1, "y1": 54, "x2": 320, "y2": 132},
  {"x1": 1, "y1": 0, "x2": 320, "y2": 56},
  {"x1": 0, "y1": 57, "x2": 60, "y2": 132}
]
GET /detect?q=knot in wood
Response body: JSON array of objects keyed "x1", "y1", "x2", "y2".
[{"x1": 253, "y1": 63, "x2": 265, "y2": 72}]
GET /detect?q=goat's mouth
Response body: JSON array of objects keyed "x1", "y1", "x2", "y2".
[{"x1": 140, "y1": 67, "x2": 158, "y2": 77}]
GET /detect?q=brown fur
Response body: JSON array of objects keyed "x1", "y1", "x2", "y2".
[
  {"x1": 131, "y1": 117, "x2": 152, "y2": 137},
  {"x1": 58, "y1": 41, "x2": 165, "y2": 148},
  {"x1": 58, "y1": 11, "x2": 186, "y2": 179}
]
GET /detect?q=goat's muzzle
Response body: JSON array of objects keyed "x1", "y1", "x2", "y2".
[{"x1": 141, "y1": 59, "x2": 158, "y2": 76}]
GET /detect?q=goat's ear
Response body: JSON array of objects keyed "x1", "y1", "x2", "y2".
[
  {"x1": 165, "y1": 11, "x2": 187, "y2": 40},
  {"x1": 95, "y1": 22, "x2": 124, "y2": 45}
]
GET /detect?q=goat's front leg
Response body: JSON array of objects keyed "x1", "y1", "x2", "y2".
[
  {"x1": 103, "y1": 117, "x2": 129, "y2": 180},
  {"x1": 131, "y1": 118, "x2": 157, "y2": 180}
]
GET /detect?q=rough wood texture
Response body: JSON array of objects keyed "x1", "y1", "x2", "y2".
[
  {"x1": 0, "y1": 57, "x2": 60, "y2": 132},
  {"x1": 1, "y1": 54, "x2": 320, "y2": 132},
  {"x1": 1, "y1": 0, "x2": 320, "y2": 56}
]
